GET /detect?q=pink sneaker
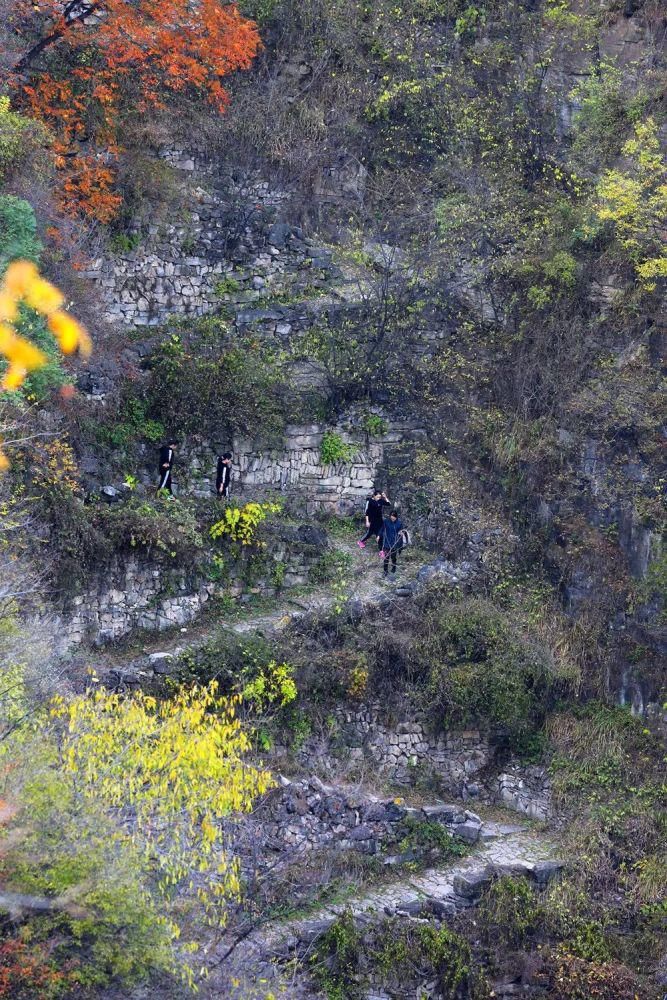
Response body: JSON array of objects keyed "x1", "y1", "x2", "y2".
[
  {"x1": 379, "y1": 550, "x2": 386, "y2": 558},
  {"x1": 357, "y1": 540, "x2": 366, "y2": 549}
]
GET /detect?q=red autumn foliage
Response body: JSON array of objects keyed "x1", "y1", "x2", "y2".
[
  {"x1": 0, "y1": 938, "x2": 69, "y2": 999},
  {"x1": 8, "y1": 1, "x2": 261, "y2": 222}
]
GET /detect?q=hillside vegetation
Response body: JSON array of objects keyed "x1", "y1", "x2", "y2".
[{"x1": 0, "y1": 1, "x2": 665, "y2": 998}]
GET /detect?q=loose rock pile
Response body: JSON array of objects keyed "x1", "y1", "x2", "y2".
[{"x1": 255, "y1": 775, "x2": 484, "y2": 861}]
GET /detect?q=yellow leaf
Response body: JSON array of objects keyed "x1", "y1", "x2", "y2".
[{"x1": 3, "y1": 260, "x2": 39, "y2": 298}]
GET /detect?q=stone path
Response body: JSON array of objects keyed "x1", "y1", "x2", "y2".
[
  {"x1": 92, "y1": 538, "x2": 447, "y2": 687},
  {"x1": 211, "y1": 821, "x2": 562, "y2": 999},
  {"x1": 254, "y1": 827, "x2": 559, "y2": 953}
]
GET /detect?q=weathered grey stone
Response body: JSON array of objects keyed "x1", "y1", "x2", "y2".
[
  {"x1": 453, "y1": 821, "x2": 481, "y2": 844},
  {"x1": 427, "y1": 898, "x2": 457, "y2": 918},
  {"x1": 531, "y1": 860, "x2": 565, "y2": 885},
  {"x1": 395, "y1": 899, "x2": 424, "y2": 916},
  {"x1": 453, "y1": 869, "x2": 492, "y2": 899},
  {"x1": 296, "y1": 919, "x2": 335, "y2": 945},
  {"x1": 422, "y1": 804, "x2": 457, "y2": 822}
]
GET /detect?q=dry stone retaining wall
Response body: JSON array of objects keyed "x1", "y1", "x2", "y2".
[
  {"x1": 298, "y1": 703, "x2": 552, "y2": 819},
  {"x1": 174, "y1": 417, "x2": 425, "y2": 514},
  {"x1": 84, "y1": 151, "x2": 342, "y2": 328},
  {"x1": 302, "y1": 703, "x2": 493, "y2": 796},
  {"x1": 59, "y1": 528, "x2": 322, "y2": 651}
]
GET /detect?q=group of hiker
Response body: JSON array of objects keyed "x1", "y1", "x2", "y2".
[
  {"x1": 158, "y1": 440, "x2": 232, "y2": 499},
  {"x1": 157, "y1": 444, "x2": 408, "y2": 577},
  {"x1": 358, "y1": 489, "x2": 409, "y2": 576}
]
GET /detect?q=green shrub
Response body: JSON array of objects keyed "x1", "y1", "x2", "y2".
[
  {"x1": 418, "y1": 924, "x2": 479, "y2": 995},
  {"x1": 361, "y1": 412, "x2": 388, "y2": 437},
  {"x1": 419, "y1": 598, "x2": 553, "y2": 746},
  {"x1": 38, "y1": 485, "x2": 111, "y2": 588},
  {"x1": 311, "y1": 910, "x2": 362, "y2": 1000},
  {"x1": 320, "y1": 431, "x2": 356, "y2": 465},
  {"x1": 0, "y1": 195, "x2": 42, "y2": 267},
  {"x1": 92, "y1": 396, "x2": 165, "y2": 453},
  {"x1": 570, "y1": 65, "x2": 648, "y2": 165},
  {"x1": 237, "y1": 0, "x2": 280, "y2": 26},
  {"x1": 213, "y1": 276, "x2": 242, "y2": 297},
  {"x1": 369, "y1": 920, "x2": 487, "y2": 997},
  {"x1": 547, "y1": 703, "x2": 657, "y2": 796},
  {"x1": 479, "y1": 876, "x2": 541, "y2": 949},
  {"x1": 147, "y1": 333, "x2": 285, "y2": 442},
  {"x1": 397, "y1": 817, "x2": 469, "y2": 860},
  {"x1": 309, "y1": 548, "x2": 352, "y2": 584},
  {"x1": 0, "y1": 98, "x2": 47, "y2": 183},
  {"x1": 105, "y1": 497, "x2": 204, "y2": 558},
  {"x1": 108, "y1": 232, "x2": 141, "y2": 254},
  {"x1": 39, "y1": 489, "x2": 204, "y2": 590}
]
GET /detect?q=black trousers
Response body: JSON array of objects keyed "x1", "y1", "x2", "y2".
[
  {"x1": 158, "y1": 469, "x2": 172, "y2": 493},
  {"x1": 361, "y1": 522, "x2": 383, "y2": 544},
  {"x1": 383, "y1": 548, "x2": 398, "y2": 573}
]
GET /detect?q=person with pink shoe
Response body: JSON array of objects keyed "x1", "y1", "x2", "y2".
[{"x1": 357, "y1": 489, "x2": 390, "y2": 551}]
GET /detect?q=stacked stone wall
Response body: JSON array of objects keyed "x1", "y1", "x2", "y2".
[
  {"x1": 84, "y1": 151, "x2": 342, "y2": 328},
  {"x1": 60, "y1": 527, "x2": 322, "y2": 651},
  {"x1": 174, "y1": 419, "x2": 424, "y2": 513},
  {"x1": 296, "y1": 702, "x2": 552, "y2": 819}
]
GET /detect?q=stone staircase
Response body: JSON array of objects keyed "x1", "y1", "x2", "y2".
[
  {"x1": 90, "y1": 539, "x2": 472, "y2": 689},
  {"x1": 213, "y1": 815, "x2": 563, "y2": 1000}
]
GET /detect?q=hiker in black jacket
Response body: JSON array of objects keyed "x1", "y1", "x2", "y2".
[
  {"x1": 157, "y1": 439, "x2": 178, "y2": 496},
  {"x1": 357, "y1": 489, "x2": 390, "y2": 549},
  {"x1": 216, "y1": 451, "x2": 233, "y2": 498},
  {"x1": 379, "y1": 509, "x2": 404, "y2": 575}
]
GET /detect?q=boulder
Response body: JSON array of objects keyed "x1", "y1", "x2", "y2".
[
  {"x1": 395, "y1": 898, "x2": 424, "y2": 917},
  {"x1": 428, "y1": 898, "x2": 457, "y2": 919},
  {"x1": 268, "y1": 222, "x2": 292, "y2": 248},
  {"x1": 453, "y1": 820, "x2": 481, "y2": 844},
  {"x1": 453, "y1": 868, "x2": 493, "y2": 899},
  {"x1": 296, "y1": 524, "x2": 329, "y2": 548},
  {"x1": 100, "y1": 485, "x2": 125, "y2": 504},
  {"x1": 531, "y1": 860, "x2": 565, "y2": 885}
]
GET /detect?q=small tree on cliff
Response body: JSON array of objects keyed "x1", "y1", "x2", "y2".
[{"x1": 8, "y1": 1, "x2": 261, "y2": 221}]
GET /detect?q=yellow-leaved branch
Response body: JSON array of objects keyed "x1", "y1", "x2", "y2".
[
  {"x1": 51, "y1": 681, "x2": 274, "y2": 910},
  {"x1": 0, "y1": 259, "x2": 90, "y2": 469}
]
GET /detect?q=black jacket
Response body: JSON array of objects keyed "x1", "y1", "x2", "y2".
[
  {"x1": 364, "y1": 496, "x2": 388, "y2": 526},
  {"x1": 159, "y1": 445, "x2": 174, "y2": 474},
  {"x1": 216, "y1": 457, "x2": 231, "y2": 495}
]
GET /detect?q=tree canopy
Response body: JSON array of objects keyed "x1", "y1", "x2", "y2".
[{"x1": 8, "y1": 1, "x2": 261, "y2": 220}]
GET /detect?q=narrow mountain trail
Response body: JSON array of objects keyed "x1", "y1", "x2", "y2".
[
  {"x1": 84, "y1": 536, "x2": 432, "y2": 684},
  {"x1": 210, "y1": 818, "x2": 563, "y2": 999},
  {"x1": 84, "y1": 536, "x2": 564, "y2": 1000},
  {"x1": 83, "y1": 531, "x2": 565, "y2": 1000}
]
